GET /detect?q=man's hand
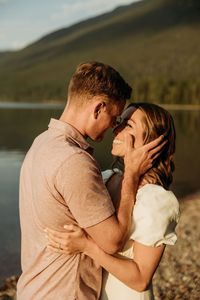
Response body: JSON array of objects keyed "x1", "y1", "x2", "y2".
[{"x1": 124, "y1": 133, "x2": 166, "y2": 176}]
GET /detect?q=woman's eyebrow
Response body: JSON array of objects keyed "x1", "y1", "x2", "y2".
[
  {"x1": 121, "y1": 117, "x2": 135, "y2": 124},
  {"x1": 128, "y1": 118, "x2": 135, "y2": 124}
]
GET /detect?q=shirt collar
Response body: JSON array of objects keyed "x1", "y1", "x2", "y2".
[{"x1": 48, "y1": 118, "x2": 93, "y2": 154}]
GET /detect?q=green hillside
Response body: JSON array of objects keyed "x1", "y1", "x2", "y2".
[{"x1": 0, "y1": 0, "x2": 200, "y2": 103}]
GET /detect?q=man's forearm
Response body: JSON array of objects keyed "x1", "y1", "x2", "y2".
[{"x1": 115, "y1": 168, "x2": 139, "y2": 249}]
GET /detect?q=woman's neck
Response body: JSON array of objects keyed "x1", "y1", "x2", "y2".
[{"x1": 138, "y1": 175, "x2": 156, "y2": 189}]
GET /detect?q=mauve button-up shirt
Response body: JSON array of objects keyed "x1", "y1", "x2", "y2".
[{"x1": 17, "y1": 118, "x2": 115, "y2": 300}]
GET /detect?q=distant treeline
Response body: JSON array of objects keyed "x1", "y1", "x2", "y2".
[
  {"x1": 132, "y1": 78, "x2": 200, "y2": 104},
  {"x1": 1, "y1": 78, "x2": 200, "y2": 104}
]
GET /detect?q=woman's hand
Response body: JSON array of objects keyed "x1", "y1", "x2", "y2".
[{"x1": 45, "y1": 224, "x2": 89, "y2": 255}]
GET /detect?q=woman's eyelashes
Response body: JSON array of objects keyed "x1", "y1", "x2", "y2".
[{"x1": 124, "y1": 120, "x2": 133, "y2": 128}]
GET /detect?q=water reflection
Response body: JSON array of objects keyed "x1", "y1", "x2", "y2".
[
  {"x1": 1, "y1": 108, "x2": 199, "y2": 151},
  {"x1": 174, "y1": 109, "x2": 200, "y2": 137},
  {"x1": 0, "y1": 108, "x2": 62, "y2": 151},
  {"x1": 170, "y1": 110, "x2": 200, "y2": 197},
  {"x1": 0, "y1": 151, "x2": 24, "y2": 283}
]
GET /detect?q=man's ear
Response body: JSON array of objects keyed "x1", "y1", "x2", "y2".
[{"x1": 94, "y1": 102, "x2": 106, "y2": 119}]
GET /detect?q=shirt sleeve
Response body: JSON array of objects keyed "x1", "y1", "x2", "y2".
[
  {"x1": 101, "y1": 168, "x2": 122, "y2": 184},
  {"x1": 55, "y1": 152, "x2": 115, "y2": 228},
  {"x1": 130, "y1": 185, "x2": 180, "y2": 247}
]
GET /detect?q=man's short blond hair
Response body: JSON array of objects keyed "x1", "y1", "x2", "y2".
[{"x1": 67, "y1": 62, "x2": 132, "y2": 106}]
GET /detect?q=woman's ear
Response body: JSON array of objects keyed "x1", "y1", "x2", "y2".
[{"x1": 94, "y1": 102, "x2": 106, "y2": 119}]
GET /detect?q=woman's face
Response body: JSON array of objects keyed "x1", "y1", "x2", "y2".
[{"x1": 111, "y1": 107, "x2": 145, "y2": 157}]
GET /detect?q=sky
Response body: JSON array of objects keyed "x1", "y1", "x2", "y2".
[{"x1": 0, "y1": 0, "x2": 141, "y2": 51}]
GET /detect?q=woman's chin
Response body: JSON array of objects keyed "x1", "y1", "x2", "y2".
[
  {"x1": 111, "y1": 147, "x2": 123, "y2": 157},
  {"x1": 111, "y1": 148, "x2": 116, "y2": 156}
]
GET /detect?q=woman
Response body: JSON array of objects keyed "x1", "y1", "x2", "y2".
[{"x1": 46, "y1": 103, "x2": 180, "y2": 300}]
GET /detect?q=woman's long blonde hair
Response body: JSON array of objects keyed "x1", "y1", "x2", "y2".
[
  {"x1": 113, "y1": 103, "x2": 176, "y2": 190},
  {"x1": 128, "y1": 103, "x2": 176, "y2": 189}
]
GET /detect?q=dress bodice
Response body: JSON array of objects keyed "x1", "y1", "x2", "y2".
[{"x1": 101, "y1": 169, "x2": 180, "y2": 300}]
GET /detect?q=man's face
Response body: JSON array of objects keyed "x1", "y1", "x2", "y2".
[{"x1": 90, "y1": 101, "x2": 125, "y2": 142}]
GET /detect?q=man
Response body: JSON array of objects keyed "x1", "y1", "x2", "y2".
[{"x1": 17, "y1": 62, "x2": 163, "y2": 300}]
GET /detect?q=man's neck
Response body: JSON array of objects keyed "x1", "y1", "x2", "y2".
[{"x1": 59, "y1": 108, "x2": 87, "y2": 138}]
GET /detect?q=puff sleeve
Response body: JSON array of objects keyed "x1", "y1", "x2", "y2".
[{"x1": 130, "y1": 184, "x2": 180, "y2": 247}]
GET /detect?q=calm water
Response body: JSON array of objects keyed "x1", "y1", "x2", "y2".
[{"x1": 0, "y1": 104, "x2": 200, "y2": 284}]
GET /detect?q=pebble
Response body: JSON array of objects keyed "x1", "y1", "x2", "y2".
[{"x1": 153, "y1": 193, "x2": 200, "y2": 300}]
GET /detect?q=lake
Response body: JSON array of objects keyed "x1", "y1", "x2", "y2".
[{"x1": 0, "y1": 103, "x2": 200, "y2": 284}]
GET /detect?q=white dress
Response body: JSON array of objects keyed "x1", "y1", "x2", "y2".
[{"x1": 100, "y1": 169, "x2": 180, "y2": 300}]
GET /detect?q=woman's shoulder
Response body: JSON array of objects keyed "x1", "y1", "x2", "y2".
[
  {"x1": 132, "y1": 184, "x2": 180, "y2": 246},
  {"x1": 136, "y1": 184, "x2": 179, "y2": 216}
]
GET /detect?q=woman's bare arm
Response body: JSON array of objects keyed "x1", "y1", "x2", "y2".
[
  {"x1": 84, "y1": 239, "x2": 165, "y2": 292},
  {"x1": 46, "y1": 226, "x2": 165, "y2": 292}
]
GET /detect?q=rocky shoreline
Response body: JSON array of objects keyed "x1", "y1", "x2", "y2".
[
  {"x1": 1, "y1": 193, "x2": 200, "y2": 300},
  {"x1": 153, "y1": 192, "x2": 200, "y2": 300}
]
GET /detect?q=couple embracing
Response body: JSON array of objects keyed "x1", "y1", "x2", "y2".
[{"x1": 17, "y1": 62, "x2": 180, "y2": 300}]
